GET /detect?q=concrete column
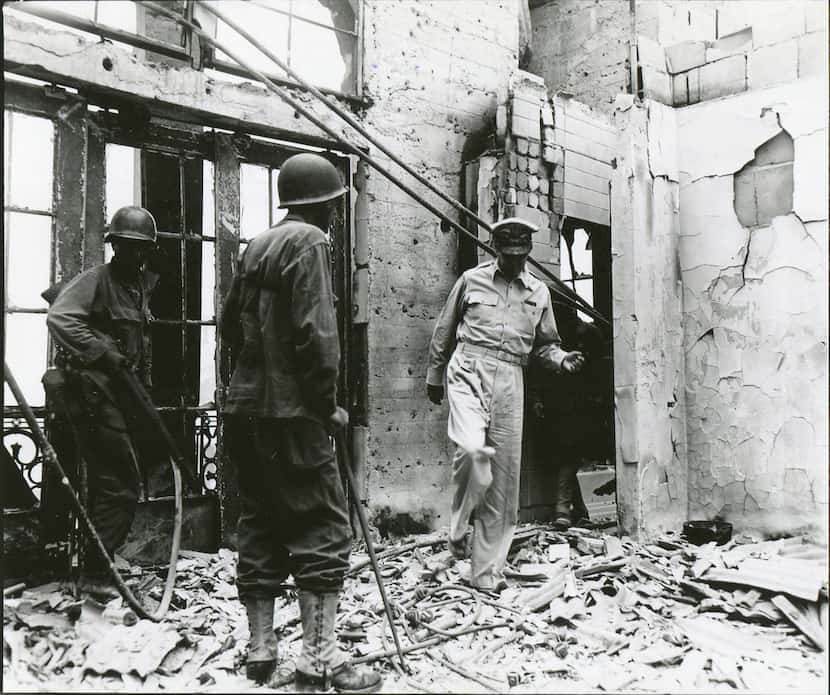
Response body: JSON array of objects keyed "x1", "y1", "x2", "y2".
[{"x1": 611, "y1": 99, "x2": 688, "y2": 540}]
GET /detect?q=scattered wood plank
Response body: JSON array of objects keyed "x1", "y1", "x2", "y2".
[
  {"x1": 574, "y1": 558, "x2": 627, "y2": 579},
  {"x1": 703, "y1": 557, "x2": 824, "y2": 602},
  {"x1": 770, "y1": 595, "x2": 826, "y2": 651}
]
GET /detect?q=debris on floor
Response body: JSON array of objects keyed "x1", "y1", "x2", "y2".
[{"x1": 3, "y1": 525, "x2": 827, "y2": 692}]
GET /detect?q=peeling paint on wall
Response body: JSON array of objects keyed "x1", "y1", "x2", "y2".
[
  {"x1": 611, "y1": 98, "x2": 688, "y2": 540},
  {"x1": 677, "y1": 77, "x2": 828, "y2": 540}
]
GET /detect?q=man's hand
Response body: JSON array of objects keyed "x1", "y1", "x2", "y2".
[
  {"x1": 326, "y1": 406, "x2": 349, "y2": 433},
  {"x1": 98, "y1": 350, "x2": 128, "y2": 375},
  {"x1": 562, "y1": 350, "x2": 585, "y2": 373},
  {"x1": 532, "y1": 400, "x2": 545, "y2": 419},
  {"x1": 427, "y1": 384, "x2": 444, "y2": 405}
]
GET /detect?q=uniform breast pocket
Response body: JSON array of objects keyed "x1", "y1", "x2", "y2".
[
  {"x1": 521, "y1": 299, "x2": 544, "y2": 331},
  {"x1": 464, "y1": 291, "x2": 500, "y2": 329}
]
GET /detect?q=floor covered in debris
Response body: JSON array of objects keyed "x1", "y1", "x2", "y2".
[{"x1": 3, "y1": 523, "x2": 827, "y2": 693}]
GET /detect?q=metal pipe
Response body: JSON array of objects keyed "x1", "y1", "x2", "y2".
[
  {"x1": 11, "y1": 1, "x2": 192, "y2": 62},
  {"x1": 137, "y1": 0, "x2": 606, "y2": 325},
  {"x1": 199, "y1": 0, "x2": 604, "y2": 324},
  {"x1": 335, "y1": 431, "x2": 408, "y2": 672}
]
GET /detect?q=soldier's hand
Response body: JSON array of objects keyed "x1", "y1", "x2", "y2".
[
  {"x1": 326, "y1": 406, "x2": 349, "y2": 433},
  {"x1": 562, "y1": 351, "x2": 585, "y2": 373},
  {"x1": 427, "y1": 384, "x2": 444, "y2": 405},
  {"x1": 98, "y1": 350, "x2": 128, "y2": 375},
  {"x1": 532, "y1": 401, "x2": 545, "y2": 419}
]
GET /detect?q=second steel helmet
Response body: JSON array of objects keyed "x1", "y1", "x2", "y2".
[
  {"x1": 277, "y1": 153, "x2": 348, "y2": 208},
  {"x1": 104, "y1": 206, "x2": 158, "y2": 243}
]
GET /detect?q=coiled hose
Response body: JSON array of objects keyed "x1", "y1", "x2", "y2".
[{"x1": 5, "y1": 362, "x2": 182, "y2": 621}]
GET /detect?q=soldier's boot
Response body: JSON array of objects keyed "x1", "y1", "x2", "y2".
[
  {"x1": 244, "y1": 597, "x2": 278, "y2": 684},
  {"x1": 553, "y1": 463, "x2": 577, "y2": 530},
  {"x1": 295, "y1": 590, "x2": 382, "y2": 693}
]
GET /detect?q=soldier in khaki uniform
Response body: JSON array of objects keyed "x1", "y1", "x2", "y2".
[{"x1": 427, "y1": 219, "x2": 585, "y2": 591}]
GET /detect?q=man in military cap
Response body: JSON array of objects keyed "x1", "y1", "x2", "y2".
[
  {"x1": 44, "y1": 205, "x2": 160, "y2": 596},
  {"x1": 427, "y1": 218, "x2": 585, "y2": 591}
]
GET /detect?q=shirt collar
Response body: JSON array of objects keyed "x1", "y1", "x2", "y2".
[{"x1": 490, "y1": 260, "x2": 532, "y2": 288}]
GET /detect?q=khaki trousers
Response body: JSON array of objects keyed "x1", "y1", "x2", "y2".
[{"x1": 446, "y1": 345, "x2": 524, "y2": 590}]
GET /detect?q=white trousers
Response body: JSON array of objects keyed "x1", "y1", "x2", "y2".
[{"x1": 446, "y1": 346, "x2": 524, "y2": 590}]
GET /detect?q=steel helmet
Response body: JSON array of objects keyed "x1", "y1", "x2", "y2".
[
  {"x1": 104, "y1": 206, "x2": 158, "y2": 243},
  {"x1": 277, "y1": 153, "x2": 348, "y2": 208}
]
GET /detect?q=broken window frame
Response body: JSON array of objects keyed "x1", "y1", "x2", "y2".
[
  {"x1": 3, "y1": 89, "x2": 64, "y2": 510},
  {"x1": 560, "y1": 221, "x2": 596, "y2": 323},
  {"x1": 8, "y1": 0, "x2": 367, "y2": 102},
  {"x1": 91, "y1": 113, "x2": 221, "y2": 499},
  {"x1": 209, "y1": 0, "x2": 363, "y2": 98}
]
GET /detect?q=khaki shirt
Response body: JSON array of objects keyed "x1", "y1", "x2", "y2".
[{"x1": 427, "y1": 260, "x2": 567, "y2": 386}]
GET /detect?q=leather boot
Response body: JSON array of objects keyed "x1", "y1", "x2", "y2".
[
  {"x1": 244, "y1": 597, "x2": 277, "y2": 684},
  {"x1": 295, "y1": 590, "x2": 382, "y2": 693},
  {"x1": 553, "y1": 462, "x2": 577, "y2": 530}
]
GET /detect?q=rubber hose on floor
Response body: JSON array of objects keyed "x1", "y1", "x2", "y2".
[{"x1": 4, "y1": 362, "x2": 182, "y2": 621}]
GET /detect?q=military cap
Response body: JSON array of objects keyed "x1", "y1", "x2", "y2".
[{"x1": 490, "y1": 217, "x2": 538, "y2": 255}]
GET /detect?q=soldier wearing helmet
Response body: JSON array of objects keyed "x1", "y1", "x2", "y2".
[
  {"x1": 43, "y1": 206, "x2": 160, "y2": 597},
  {"x1": 427, "y1": 218, "x2": 584, "y2": 592},
  {"x1": 221, "y1": 153, "x2": 381, "y2": 692}
]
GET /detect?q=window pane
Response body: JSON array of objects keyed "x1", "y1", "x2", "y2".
[
  {"x1": 106, "y1": 144, "x2": 140, "y2": 221},
  {"x1": 201, "y1": 241, "x2": 215, "y2": 321},
  {"x1": 55, "y1": 1, "x2": 96, "y2": 20},
  {"x1": 4, "y1": 111, "x2": 10, "y2": 192},
  {"x1": 240, "y1": 163, "x2": 269, "y2": 240},
  {"x1": 270, "y1": 168, "x2": 287, "y2": 226},
  {"x1": 574, "y1": 279, "x2": 594, "y2": 324},
  {"x1": 96, "y1": 0, "x2": 137, "y2": 32},
  {"x1": 202, "y1": 160, "x2": 215, "y2": 237},
  {"x1": 6, "y1": 212, "x2": 51, "y2": 309},
  {"x1": 571, "y1": 228, "x2": 592, "y2": 277},
  {"x1": 215, "y1": 1, "x2": 289, "y2": 75},
  {"x1": 199, "y1": 325, "x2": 216, "y2": 407},
  {"x1": 8, "y1": 113, "x2": 54, "y2": 211},
  {"x1": 4, "y1": 313, "x2": 48, "y2": 408},
  {"x1": 4, "y1": 3, "x2": 98, "y2": 41},
  {"x1": 290, "y1": 20, "x2": 348, "y2": 92},
  {"x1": 292, "y1": 0, "x2": 337, "y2": 24}
]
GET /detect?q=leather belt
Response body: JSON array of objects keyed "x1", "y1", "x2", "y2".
[{"x1": 458, "y1": 342, "x2": 528, "y2": 367}]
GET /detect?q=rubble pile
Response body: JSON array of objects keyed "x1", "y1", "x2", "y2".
[{"x1": 3, "y1": 525, "x2": 827, "y2": 693}]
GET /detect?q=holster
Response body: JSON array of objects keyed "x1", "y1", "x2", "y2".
[{"x1": 42, "y1": 367, "x2": 70, "y2": 417}]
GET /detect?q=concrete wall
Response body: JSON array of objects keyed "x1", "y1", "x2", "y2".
[
  {"x1": 359, "y1": 1, "x2": 521, "y2": 532},
  {"x1": 677, "y1": 77, "x2": 828, "y2": 540},
  {"x1": 648, "y1": 0, "x2": 828, "y2": 107},
  {"x1": 611, "y1": 97, "x2": 687, "y2": 539},
  {"x1": 527, "y1": 0, "x2": 652, "y2": 112},
  {"x1": 529, "y1": 0, "x2": 827, "y2": 112}
]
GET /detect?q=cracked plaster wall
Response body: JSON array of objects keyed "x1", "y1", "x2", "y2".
[
  {"x1": 3, "y1": 1, "x2": 521, "y2": 532},
  {"x1": 611, "y1": 98, "x2": 688, "y2": 540},
  {"x1": 677, "y1": 77, "x2": 828, "y2": 539}
]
